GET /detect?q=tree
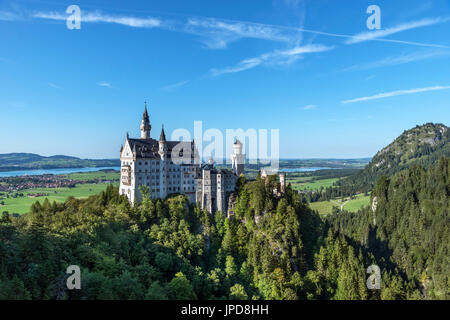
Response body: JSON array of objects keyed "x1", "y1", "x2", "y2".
[
  {"x1": 225, "y1": 256, "x2": 237, "y2": 278},
  {"x1": 168, "y1": 272, "x2": 197, "y2": 300},
  {"x1": 145, "y1": 281, "x2": 168, "y2": 300},
  {"x1": 229, "y1": 284, "x2": 248, "y2": 300},
  {"x1": 0, "y1": 276, "x2": 32, "y2": 300}
]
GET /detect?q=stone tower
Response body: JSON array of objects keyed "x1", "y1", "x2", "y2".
[
  {"x1": 279, "y1": 172, "x2": 286, "y2": 193},
  {"x1": 140, "y1": 103, "x2": 151, "y2": 139},
  {"x1": 231, "y1": 139, "x2": 245, "y2": 176},
  {"x1": 158, "y1": 125, "x2": 167, "y2": 159}
]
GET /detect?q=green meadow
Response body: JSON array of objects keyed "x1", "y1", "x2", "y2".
[
  {"x1": 63, "y1": 170, "x2": 120, "y2": 181},
  {"x1": 309, "y1": 194, "x2": 371, "y2": 215},
  {"x1": 291, "y1": 178, "x2": 339, "y2": 191},
  {"x1": 0, "y1": 183, "x2": 118, "y2": 215}
]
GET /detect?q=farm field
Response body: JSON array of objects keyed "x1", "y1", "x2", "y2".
[
  {"x1": 309, "y1": 194, "x2": 371, "y2": 215},
  {"x1": 291, "y1": 178, "x2": 339, "y2": 191},
  {"x1": 0, "y1": 182, "x2": 118, "y2": 215},
  {"x1": 63, "y1": 170, "x2": 120, "y2": 181}
]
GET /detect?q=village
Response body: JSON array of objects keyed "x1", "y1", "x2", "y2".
[{"x1": 0, "y1": 171, "x2": 118, "y2": 194}]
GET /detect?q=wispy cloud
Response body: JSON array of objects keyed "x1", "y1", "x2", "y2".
[
  {"x1": 32, "y1": 10, "x2": 162, "y2": 28},
  {"x1": 342, "y1": 85, "x2": 450, "y2": 104},
  {"x1": 341, "y1": 50, "x2": 449, "y2": 72},
  {"x1": 48, "y1": 82, "x2": 62, "y2": 90},
  {"x1": 0, "y1": 10, "x2": 19, "y2": 21},
  {"x1": 345, "y1": 17, "x2": 447, "y2": 45},
  {"x1": 211, "y1": 44, "x2": 333, "y2": 76},
  {"x1": 161, "y1": 80, "x2": 189, "y2": 91},
  {"x1": 188, "y1": 16, "x2": 450, "y2": 50},
  {"x1": 97, "y1": 81, "x2": 112, "y2": 88},
  {"x1": 27, "y1": 10, "x2": 450, "y2": 49},
  {"x1": 301, "y1": 104, "x2": 317, "y2": 110},
  {"x1": 185, "y1": 17, "x2": 296, "y2": 49}
]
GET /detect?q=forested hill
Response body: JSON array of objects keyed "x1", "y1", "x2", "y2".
[
  {"x1": 337, "y1": 123, "x2": 449, "y2": 193},
  {"x1": 327, "y1": 156, "x2": 450, "y2": 299},
  {"x1": 0, "y1": 153, "x2": 120, "y2": 171}
]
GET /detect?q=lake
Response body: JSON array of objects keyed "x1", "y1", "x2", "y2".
[
  {"x1": 0, "y1": 166, "x2": 330, "y2": 177},
  {"x1": 0, "y1": 166, "x2": 121, "y2": 178},
  {"x1": 279, "y1": 167, "x2": 332, "y2": 173}
]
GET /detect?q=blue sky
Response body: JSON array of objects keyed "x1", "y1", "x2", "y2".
[{"x1": 1, "y1": 0, "x2": 449, "y2": 159}]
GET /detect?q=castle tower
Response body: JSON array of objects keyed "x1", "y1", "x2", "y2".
[
  {"x1": 140, "y1": 103, "x2": 151, "y2": 139},
  {"x1": 158, "y1": 125, "x2": 167, "y2": 159},
  {"x1": 261, "y1": 169, "x2": 268, "y2": 179},
  {"x1": 279, "y1": 172, "x2": 286, "y2": 193},
  {"x1": 231, "y1": 139, "x2": 245, "y2": 176}
]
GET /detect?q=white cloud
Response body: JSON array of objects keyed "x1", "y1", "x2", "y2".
[
  {"x1": 29, "y1": 10, "x2": 449, "y2": 49},
  {"x1": 342, "y1": 85, "x2": 450, "y2": 104},
  {"x1": 32, "y1": 10, "x2": 161, "y2": 28},
  {"x1": 341, "y1": 50, "x2": 449, "y2": 72},
  {"x1": 0, "y1": 11, "x2": 19, "y2": 21},
  {"x1": 185, "y1": 17, "x2": 296, "y2": 49},
  {"x1": 48, "y1": 83, "x2": 62, "y2": 89},
  {"x1": 97, "y1": 81, "x2": 112, "y2": 88},
  {"x1": 161, "y1": 80, "x2": 189, "y2": 91},
  {"x1": 345, "y1": 17, "x2": 447, "y2": 45},
  {"x1": 187, "y1": 16, "x2": 450, "y2": 50},
  {"x1": 211, "y1": 44, "x2": 333, "y2": 76},
  {"x1": 301, "y1": 104, "x2": 317, "y2": 110}
]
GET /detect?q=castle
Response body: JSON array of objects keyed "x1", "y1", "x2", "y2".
[{"x1": 119, "y1": 105, "x2": 245, "y2": 215}]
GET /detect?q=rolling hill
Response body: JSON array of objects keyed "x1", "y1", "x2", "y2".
[
  {"x1": 336, "y1": 123, "x2": 449, "y2": 193},
  {"x1": 0, "y1": 153, "x2": 120, "y2": 172}
]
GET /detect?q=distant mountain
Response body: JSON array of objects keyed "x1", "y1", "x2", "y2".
[
  {"x1": 337, "y1": 123, "x2": 449, "y2": 192},
  {"x1": 0, "y1": 153, "x2": 120, "y2": 172}
]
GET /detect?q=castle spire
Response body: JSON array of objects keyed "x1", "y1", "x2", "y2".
[
  {"x1": 143, "y1": 101, "x2": 149, "y2": 121},
  {"x1": 159, "y1": 124, "x2": 166, "y2": 142},
  {"x1": 140, "y1": 102, "x2": 151, "y2": 139}
]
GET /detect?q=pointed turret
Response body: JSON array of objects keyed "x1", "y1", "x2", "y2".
[
  {"x1": 143, "y1": 104, "x2": 149, "y2": 121},
  {"x1": 158, "y1": 125, "x2": 167, "y2": 159},
  {"x1": 140, "y1": 102, "x2": 151, "y2": 139},
  {"x1": 159, "y1": 124, "x2": 166, "y2": 142}
]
